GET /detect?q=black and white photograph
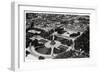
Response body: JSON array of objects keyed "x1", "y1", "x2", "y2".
[
  {"x1": 25, "y1": 12, "x2": 90, "y2": 60},
  {"x1": 10, "y1": 2, "x2": 97, "y2": 71},
  {"x1": 8, "y1": 0, "x2": 99, "y2": 71}
]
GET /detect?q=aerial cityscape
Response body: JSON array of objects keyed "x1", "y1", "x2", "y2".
[{"x1": 25, "y1": 12, "x2": 90, "y2": 60}]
